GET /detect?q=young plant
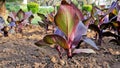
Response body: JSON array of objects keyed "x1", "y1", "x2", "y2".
[
  {"x1": 7, "y1": 16, "x2": 16, "y2": 34},
  {"x1": 84, "y1": 0, "x2": 120, "y2": 45},
  {"x1": 42, "y1": 0, "x2": 99, "y2": 58},
  {"x1": 37, "y1": 12, "x2": 54, "y2": 33},
  {"x1": 9, "y1": 9, "x2": 33, "y2": 33},
  {"x1": 37, "y1": 13, "x2": 49, "y2": 32}
]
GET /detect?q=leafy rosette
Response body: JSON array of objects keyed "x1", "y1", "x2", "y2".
[{"x1": 42, "y1": 0, "x2": 99, "y2": 58}]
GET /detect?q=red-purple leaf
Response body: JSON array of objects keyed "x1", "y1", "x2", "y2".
[
  {"x1": 43, "y1": 34, "x2": 69, "y2": 49},
  {"x1": 72, "y1": 21, "x2": 87, "y2": 47},
  {"x1": 24, "y1": 11, "x2": 32, "y2": 19},
  {"x1": 54, "y1": 0, "x2": 83, "y2": 38},
  {"x1": 82, "y1": 36, "x2": 99, "y2": 50},
  {"x1": 54, "y1": 0, "x2": 84, "y2": 48}
]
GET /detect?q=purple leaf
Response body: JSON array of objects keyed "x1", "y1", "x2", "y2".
[
  {"x1": 54, "y1": 27, "x2": 66, "y2": 39},
  {"x1": 72, "y1": 21, "x2": 87, "y2": 47},
  {"x1": 104, "y1": 0, "x2": 118, "y2": 16},
  {"x1": 24, "y1": 11, "x2": 33, "y2": 19},
  {"x1": 82, "y1": 36, "x2": 99, "y2": 50}
]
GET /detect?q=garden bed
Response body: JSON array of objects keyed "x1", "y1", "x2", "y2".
[{"x1": 0, "y1": 25, "x2": 119, "y2": 68}]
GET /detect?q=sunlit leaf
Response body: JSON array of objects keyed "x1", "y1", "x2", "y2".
[
  {"x1": 43, "y1": 34, "x2": 69, "y2": 49},
  {"x1": 54, "y1": 0, "x2": 83, "y2": 38},
  {"x1": 82, "y1": 5, "x2": 92, "y2": 12},
  {"x1": 16, "y1": 9, "x2": 25, "y2": 21}
]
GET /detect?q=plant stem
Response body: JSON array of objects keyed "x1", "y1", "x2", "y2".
[{"x1": 67, "y1": 49, "x2": 72, "y2": 58}]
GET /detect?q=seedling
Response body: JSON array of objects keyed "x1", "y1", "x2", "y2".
[{"x1": 37, "y1": 0, "x2": 99, "y2": 58}]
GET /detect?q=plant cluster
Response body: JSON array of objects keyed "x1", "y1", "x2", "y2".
[
  {"x1": 36, "y1": 0, "x2": 99, "y2": 58},
  {"x1": 84, "y1": 0, "x2": 120, "y2": 45},
  {"x1": 35, "y1": 0, "x2": 120, "y2": 59},
  {"x1": 0, "y1": 9, "x2": 34, "y2": 37}
]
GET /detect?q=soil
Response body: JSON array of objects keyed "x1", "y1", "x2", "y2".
[{"x1": 0, "y1": 25, "x2": 119, "y2": 68}]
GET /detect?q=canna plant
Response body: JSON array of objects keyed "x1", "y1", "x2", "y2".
[
  {"x1": 83, "y1": 0, "x2": 120, "y2": 45},
  {"x1": 9, "y1": 9, "x2": 33, "y2": 33},
  {"x1": 37, "y1": 12, "x2": 54, "y2": 34},
  {"x1": 41, "y1": 0, "x2": 99, "y2": 58}
]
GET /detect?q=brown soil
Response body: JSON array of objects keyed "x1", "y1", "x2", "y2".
[{"x1": 0, "y1": 25, "x2": 119, "y2": 68}]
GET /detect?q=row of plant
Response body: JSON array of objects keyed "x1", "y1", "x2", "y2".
[
  {"x1": 6, "y1": 2, "x2": 54, "y2": 14},
  {"x1": 0, "y1": 0, "x2": 119, "y2": 59},
  {"x1": 0, "y1": 9, "x2": 34, "y2": 37},
  {"x1": 35, "y1": 0, "x2": 120, "y2": 59}
]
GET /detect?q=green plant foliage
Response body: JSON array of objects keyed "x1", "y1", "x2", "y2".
[
  {"x1": 27, "y1": 2, "x2": 39, "y2": 14},
  {"x1": 82, "y1": 5, "x2": 92, "y2": 12},
  {"x1": 6, "y1": 3, "x2": 20, "y2": 12},
  {"x1": 20, "y1": 5, "x2": 28, "y2": 12},
  {"x1": 6, "y1": 0, "x2": 21, "y2": 2},
  {"x1": 38, "y1": 6, "x2": 54, "y2": 15},
  {"x1": 31, "y1": 14, "x2": 41, "y2": 25}
]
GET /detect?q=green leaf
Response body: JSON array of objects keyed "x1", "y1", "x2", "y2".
[
  {"x1": 17, "y1": 9, "x2": 25, "y2": 21},
  {"x1": 43, "y1": 34, "x2": 69, "y2": 49},
  {"x1": 82, "y1": 5, "x2": 92, "y2": 12}
]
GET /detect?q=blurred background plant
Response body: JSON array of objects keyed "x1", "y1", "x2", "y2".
[
  {"x1": 0, "y1": 0, "x2": 117, "y2": 25},
  {"x1": 27, "y1": 2, "x2": 39, "y2": 14}
]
